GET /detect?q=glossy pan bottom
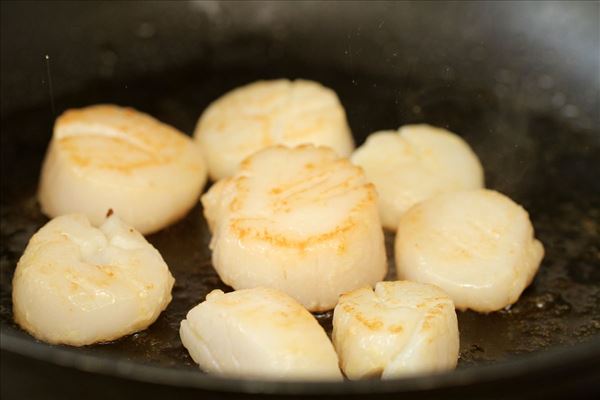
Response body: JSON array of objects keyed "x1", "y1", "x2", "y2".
[{"x1": 1, "y1": 57, "x2": 599, "y2": 395}]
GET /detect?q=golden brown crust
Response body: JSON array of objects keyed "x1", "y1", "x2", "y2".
[
  {"x1": 223, "y1": 148, "x2": 377, "y2": 249},
  {"x1": 55, "y1": 105, "x2": 194, "y2": 172}
]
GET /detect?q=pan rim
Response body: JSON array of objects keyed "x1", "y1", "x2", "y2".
[{"x1": 2, "y1": 325, "x2": 599, "y2": 394}]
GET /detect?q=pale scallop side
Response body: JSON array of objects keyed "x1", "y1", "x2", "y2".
[
  {"x1": 332, "y1": 281, "x2": 459, "y2": 379},
  {"x1": 201, "y1": 145, "x2": 387, "y2": 311},
  {"x1": 38, "y1": 104, "x2": 207, "y2": 235},
  {"x1": 395, "y1": 189, "x2": 544, "y2": 312},
  {"x1": 180, "y1": 287, "x2": 343, "y2": 380},
  {"x1": 194, "y1": 79, "x2": 355, "y2": 180},
  {"x1": 351, "y1": 124, "x2": 484, "y2": 230},
  {"x1": 12, "y1": 213, "x2": 175, "y2": 346}
]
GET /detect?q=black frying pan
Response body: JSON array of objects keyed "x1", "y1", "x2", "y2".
[{"x1": 1, "y1": 1, "x2": 599, "y2": 399}]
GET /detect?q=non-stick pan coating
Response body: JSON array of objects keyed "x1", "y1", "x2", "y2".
[{"x1": 1, "y1": 1, "x2": 599, "y2": 397}]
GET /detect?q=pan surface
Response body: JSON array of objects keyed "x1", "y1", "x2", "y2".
[{"x1": 1, "y1": 1, "x2": 599, "y2": 397}]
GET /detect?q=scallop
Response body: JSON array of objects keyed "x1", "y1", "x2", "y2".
[
  {"x1": 351, "y1": 124, "x2": 484, "y2": 230},
  {"x1": 12, "y1": 213, "x2": 174, "y2": 346},
  {"x1": 201, "y1": 145, "x2": 387, "y2": 312},
  {"x1": 38, "y1": 104, "x2": 207, "y2": 235},
  {"x1": 194, "y1": 79, "x2": 355, "y2": 180},
  {"x1": 179, "y1": 287, "x2": 343, "y2": 380},
  {"x1": 395, "y1": 189, "x2": 544, "y2": 312},
  {"x1": 332, "y1": 281, "x2": 459, "y2": 379}
]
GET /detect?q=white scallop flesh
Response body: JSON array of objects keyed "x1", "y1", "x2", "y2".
[
  {"x1": 179, "y1": 287, "x2": 343, "y2": 380},
  {"x1": 351, "y1": 124, "x2": 484, "y2": 230},
  {"x1": 194, "y1": 79, "x2": 355, "y2": 180},
  {"x1": 395, "y1": 189, "x2": 544, "y2": 313},
  {"x1": 332, "y1": 281, "x2": 459, "y2": 379},
  {"x1": 201, "y1": 145, "x2": 387, "y2": 312},
  {"x1": 38, "y1": 104, "x2": 207, "y2": 234},
  {"x1": 12, "y1": 214, "x2": 175, "y2": 346}
]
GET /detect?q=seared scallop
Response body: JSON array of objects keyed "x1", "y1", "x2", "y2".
[
  {"x1": 201, "y1": 145, "x2": 387, "y2": 311},
  {"x1": 12, "y1": 213, "x2": 174, "y2": 346},
  {"x1": 332, "y1": 281, "x2": 459, "y2": 379},
  {"x1": 395, "y1": 189, "x2": 544, "y2": 312},
  {"x1": 180, "y1": 287, "x2": 343, "y2": 380},
  {"x1": 38, "y1": 104, "x2": 207, "y2": 234},
  {"x1": 351, "y1": 124, "x2": 484, "y2": 230},
  {"x1": 194, "y1": 79, "x2": 354, "y2": 180}
]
